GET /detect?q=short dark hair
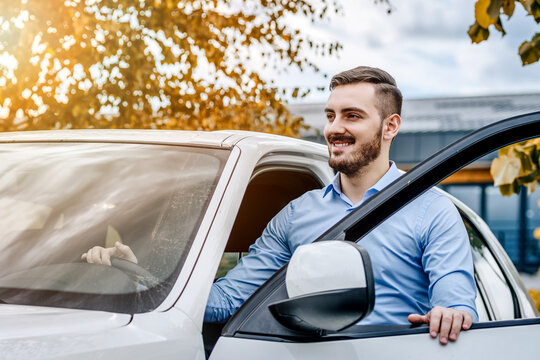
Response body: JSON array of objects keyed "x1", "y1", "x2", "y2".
[{"x1": 329, "y1": 66, "x2": 402, "y2": 119}]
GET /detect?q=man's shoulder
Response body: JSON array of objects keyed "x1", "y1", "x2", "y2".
[
  {"x1": 401, "y1": 187, "x2": 457, "y2": 221},
  {"x1": 289, "y1": 187, "x2": 328, "y2": 208},
  {"x1": 413, "y1": 187, "x2": 452, "y2": 206}
]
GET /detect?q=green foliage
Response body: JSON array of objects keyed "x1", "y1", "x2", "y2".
[
  {"x1": 468, "y1": 0, "x2": 540, "y2": 65},
  {"x1": 0, "y1": 0, "x2": 341, "y2": 135}
]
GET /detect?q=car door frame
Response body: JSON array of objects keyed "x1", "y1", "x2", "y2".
[{"x1": 216, "y1": 111, "x2": 540, "y2": 346}]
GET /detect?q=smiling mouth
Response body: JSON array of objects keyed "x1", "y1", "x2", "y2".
[{"x1": 328, "y1": 135, "x2": 355, "y2": 149}]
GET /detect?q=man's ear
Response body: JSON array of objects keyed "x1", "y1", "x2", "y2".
[{"x1": 382, "y1": 114, "x2": 401, "y2": 141}]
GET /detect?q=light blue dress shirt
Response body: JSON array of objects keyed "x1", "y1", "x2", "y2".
[{"x1": 205, "y1": 162, "x2": 478, "y2": 324}]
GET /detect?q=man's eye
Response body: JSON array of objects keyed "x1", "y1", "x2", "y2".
[
  {"x1": 326, "y1": 113, "x2": 334, "y2": 121},
  {"x1": 348, "y1": 113, "x2": 360, "y2": 119}
]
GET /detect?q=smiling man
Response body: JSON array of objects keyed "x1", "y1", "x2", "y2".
[
  {"x1": 84, "y1": 66, "x2": 478, "y2": 344},
  {"x1": 204, "y1": 66, "x2": 478, "y2": 344},
  {"x1": 319, "y1": 68, "x2": 478, "y2": 343}
]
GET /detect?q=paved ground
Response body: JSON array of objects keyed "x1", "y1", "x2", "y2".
[{"x1": 520, "y1": 273, "x2": 540, "y2": 290}]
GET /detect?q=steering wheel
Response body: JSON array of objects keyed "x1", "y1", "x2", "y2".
[{"x1": 110, "y1": 257, "x2": 160, "y2": 289}]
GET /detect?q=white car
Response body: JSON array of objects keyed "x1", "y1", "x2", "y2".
[{"x1": 0, "y1": 112, "x2": 539, "y2": 359}]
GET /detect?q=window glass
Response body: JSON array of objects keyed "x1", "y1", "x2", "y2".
[
  {"x1": 526, "y1": 189, "x2": 540, "y2": 264},
  {"x1": 216, "y1": 253, "x2": 240, "y2": 279},
  {"x1": 464, "y1": 218, "x2": 514, "y2": 320},
  {"x1": 445, "y1": 185, "x2": 482, "y2": 215},
  {"x1": 0, "y1": 143, "x2": 229, "y2": 313},
  {"x1": 486, "y1": 185, "x2": 520, "y2": 262}
]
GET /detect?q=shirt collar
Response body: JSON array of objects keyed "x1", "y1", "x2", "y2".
[{"x1": 323, "y1": 161, "x2": 402, "y2": 199}]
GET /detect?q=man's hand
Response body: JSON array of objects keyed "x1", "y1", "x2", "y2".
[
  {"x1": 408, "y1": 306, "x2": 473, "y2": 345},
  {"x1": 81, "y1": 241, "x2": 138, "y2": 266}
]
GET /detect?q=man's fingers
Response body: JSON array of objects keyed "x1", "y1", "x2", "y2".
[
  {"x1": 428, "y1": 308, "x2": 442, "y2": 339},
  {"x1": 82, "y1": 244, "x2": 137, "y2": 266},
  {"x1": 438, "y1": 311, "x2": 453, "y2": 345},
  {"x1": 86, "y1": 246, "x2": 100, "y2": 264},
  {"x1": 84, "y1": 246, "x2": 110, "y2": 265},
  {"x1": 423, "y1": 308, "x2": 473, "y2": 344},
  {"x1": 449, "y1": 312, "x2": 464, "y2": 341},
  {"x1": 114, "y1": 242, "x2": 138, "y2": 263},
  {"x1": 407, "y1": 313, "x2": 428, "y2": 324},
  {"x1": 101, "y1": 249, "x2": 112, "y2": 266},
  {"x1": 462, "y1": 313, "x2": 473, "y2": 330}
]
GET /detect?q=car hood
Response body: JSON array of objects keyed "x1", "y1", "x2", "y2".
[{"x1": 0, "y1": 304, "x2": 131, "y2": 340}]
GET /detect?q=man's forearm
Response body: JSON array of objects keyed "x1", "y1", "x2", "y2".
[{"x1": 204, "y1": 284, "x2": 238, "y2": 323}]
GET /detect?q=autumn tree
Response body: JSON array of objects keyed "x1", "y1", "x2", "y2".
[
  {"x1": 0, "y1": 0, "x2": 341, "y2": 135},
  {"x1": 491, "y1": 139, "x2": 539, "y2": 194},
  {"x1": 468, "y1": 0, "x2": 540, "y2": 65},
  {"x1": 474, "y1": 0, "x2": 540, "y2": 198},
  {"x1": 465, "y1": 1, "x2": 540, "y2": 196}
]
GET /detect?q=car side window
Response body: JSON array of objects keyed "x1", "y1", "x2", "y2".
[
  {"x1": 462, "y1": 215, "x2": 515, "y2": 320},
  {"x1": 214, "y1": 167, "x2": 324, "y2": 279}
]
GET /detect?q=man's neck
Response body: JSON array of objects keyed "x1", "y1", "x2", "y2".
[{"x1": 339, "y1": 157, "x2": 391, "y2": 205}]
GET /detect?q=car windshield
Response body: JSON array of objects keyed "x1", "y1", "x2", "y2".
[{"x1": 0, "y1": 142, "x2": 229, "y2": 313}]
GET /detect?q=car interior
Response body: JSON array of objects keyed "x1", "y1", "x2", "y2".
[
  {"x1": 203, "y1": 166, "x2": 325, "y2": 355},
  {"x1": 216, "y1": 167, "x2": 324, "y2": 275}
]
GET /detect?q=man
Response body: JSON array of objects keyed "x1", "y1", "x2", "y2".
[{"x1": 84, "y1": 66, "x2": 478, "y2": 344}]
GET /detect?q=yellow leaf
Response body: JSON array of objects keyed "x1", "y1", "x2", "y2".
[
  {"x1": 499, "y1": 181, "x2": 521, "y2": 196},
  {"x1": 534, "y1": 227, "x2": 540, "y2": 240},
  {"x1": 527, "y1": 180, "x2": 538, "y2": 194},
  {"x1": 490, "y1": 155, "x2": 521, "y2": 186},
  {"x1": 499, "y1": 144, "x2": 512, "y2": 156},
  {"x1": 533, "y1": 6, "x2": 540, "y2": 24},
  {"x1": 519, "y1": 0, "x2": 533, "y2": 13},
  {"x1": 512, "y1": 143, "x2": 536, "y2": 175},
  {"x1": 530, "y1": 289, "x2": 540, "y2": 312},
  {"x1": 475, "y1": 0, "x2": 500, "y2": 28},
  {"x1": 502, "y1": 0, "x2": 515, "y2": 16},
  {"x1": 519, "y1": 39, "x2": 540, "y2": 65},
  {"x1": 468, "y1": 22, "x2": 490, "y2": 43},
  {"x1": 494, "y1": 17, "x2": 506, "y2": 35},
  {"x1": 71, "y1": 104, "x2": 81, "y2": 117}
]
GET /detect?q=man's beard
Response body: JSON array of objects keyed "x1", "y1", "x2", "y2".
[{"x1": 327, "y1": 126, "x2": 382, "y2": 176}]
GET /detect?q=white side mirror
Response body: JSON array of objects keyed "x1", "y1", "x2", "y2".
[{"x1": 269, "y1": 241, "x2": 374, "y2": 333}]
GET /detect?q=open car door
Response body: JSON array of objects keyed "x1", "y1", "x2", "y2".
[{"x1": 210, "y1": 111, "x2": 540, "y2": 360}]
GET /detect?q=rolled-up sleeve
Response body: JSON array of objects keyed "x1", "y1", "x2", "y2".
[
  {"x1": 204, "y1": 201, "x2": 294, "y2": 323},
  {"x1": 419, "y1": 195, "x2": 479, "y2": 322}
]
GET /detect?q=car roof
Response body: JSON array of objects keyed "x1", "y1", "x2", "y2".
[{"x1": 0, "y1": 129, "x2": 326, "y2": 153}]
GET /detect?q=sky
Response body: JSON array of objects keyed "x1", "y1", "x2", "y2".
[{"x1": 263, "y1": 0, "x2": 540, "y2": 103}]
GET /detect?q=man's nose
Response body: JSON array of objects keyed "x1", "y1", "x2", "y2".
[{"x1": 327, "y1": 115, "x2": 346, "y2": 133}]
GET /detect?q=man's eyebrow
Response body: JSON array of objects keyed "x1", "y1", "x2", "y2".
[
  {"x1": 341, "y1": 107, "x2": 368, "y2": 115},
  {"x1": 324, "y1": 107, "x2": 368, "y2": 115}
]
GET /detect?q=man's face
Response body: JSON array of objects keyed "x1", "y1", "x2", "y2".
[{"x1": 324, "y1": 83, "x2": 384, "y2": 176}]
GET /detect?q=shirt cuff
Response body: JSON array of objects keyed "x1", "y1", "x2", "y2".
[{"x1": 449, "y1": 305, "x2": 479, "y2": 322}]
